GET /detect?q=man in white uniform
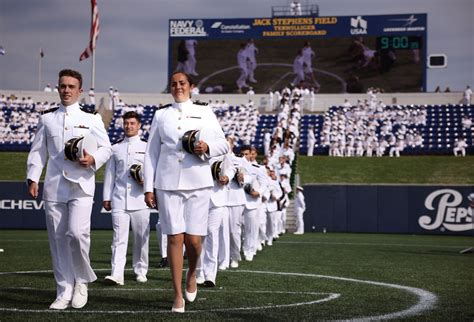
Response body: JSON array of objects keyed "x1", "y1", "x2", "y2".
[
  {"x1": 88, "y1": 87, "x2": 95, "y2": 106},
  {"x1": 185, "y1": 39, "x2": 198, "y2": 76},
  {"x1": 197, "y1": 154, "x2": 234, "y2": 287},
  {"x1": 226, "y1": 137, "x2": 247, "y2": 268},
  {"x1": 27, "y1": 69, "x2": 112, "y2": 310},
  {"x1": 292, "y1": 49, "x2": 305, "y2": 86},
  {"x1": 236, "y1": 43, "x2": 250, "y2": 92},
  {"x1": 240, "y1": 145, "x2": 267, "y2": 261},
  {"x1": 263, "y1": 168, "x2": 282, "y2": 245},
  {"x1": 245, "y1": 39, "x2": 258, "y2": 83},
  {"x1": 294, "y1": 186, "x2": 306, "y2": 234},
  {"x1": 103, "y1": 111, "x2": 150, "y2": 285},
  {"x1": 307, "y1": 125, "x2": 316, "y2": 156}
]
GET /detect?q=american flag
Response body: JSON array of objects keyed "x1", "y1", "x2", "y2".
[{"x1": 79, "y1": 0, "x2": 99, "y2": 61}]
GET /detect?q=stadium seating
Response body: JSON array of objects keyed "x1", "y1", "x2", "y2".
[{"x1": 1, "y1": 101, "x2": 472, "y2": 156}]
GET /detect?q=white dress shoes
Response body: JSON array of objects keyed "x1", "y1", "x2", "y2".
[
  {"x1": 71, "y1": 283, "x2": 88, "y2": 309},
  {"x1": 49, "y1": 298, "x2": 70, "y2": 310},
  {"x1": 171, "y1": 298, "x2": 185, "y2": 313},
  {"x1": 104, "y1": 275, "x2": 124, "y2": 286},
  {"x1": 230, "y1": 260, "x2": 239, "y2": 268},
  {"x1": 184, "y1": 269, "x2": 197, "y2": 303},
  {"x1": 136, "y1": 275, "x2": 147, "y2": 283}
]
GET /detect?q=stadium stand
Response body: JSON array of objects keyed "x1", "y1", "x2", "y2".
[{"x1": 1, "y1": 92, "x2": 472, "y2": 156}]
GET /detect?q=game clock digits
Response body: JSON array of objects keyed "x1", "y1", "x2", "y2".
[{"x1": 376, "y1": 36, "x2": 423, "y2": 51}]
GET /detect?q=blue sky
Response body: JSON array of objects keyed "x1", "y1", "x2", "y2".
[{"x1": 0, "y1": 0, "x2": 472, "y2": 93}]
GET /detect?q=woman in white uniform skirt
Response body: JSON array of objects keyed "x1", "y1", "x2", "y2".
[{"x1": 144, "y1": 72, "x2": 228, "y2": 312}]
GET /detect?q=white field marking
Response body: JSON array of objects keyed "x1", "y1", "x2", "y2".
[
  {"x1": 196, "y1": 63, "x2": 346, "y2": 93},
  {"x1": 236, "y1": 270, "x2": 438, "y2": 321},
  {"x1": 0, "y1": 269, "x2": 437, "y2": 319},
  {"x1": 278, "y1": 241, "x2": 470, "y2": 249},
  {"x1": 0, "y1": 284, "x2": 339, "y2": 314}
]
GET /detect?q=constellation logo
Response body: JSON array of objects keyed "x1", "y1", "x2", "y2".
[
  {"x1": 350, "y1": 16, "x2": 367, "y2": 35},
  {"x1": 211, "y1": 21, "x2": 250, "y2": 34},
  {"x1": 419, "y1": 189, "x2": 473, "y2": 232},
  {"x1": 169, "y1": 19, "x2": 207, "y2": 37}
]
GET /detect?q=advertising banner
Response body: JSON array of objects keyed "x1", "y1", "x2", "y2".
[
  {"x1": 0, "y1": 182, "x2": 158, "y2": 229},
  {"x1": 304, "y1": 184, "x2": 473, "y2": 236}
]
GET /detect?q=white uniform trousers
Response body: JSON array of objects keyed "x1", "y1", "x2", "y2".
[
  {"x1": 201, "y1": 206, "x2": 227, "y2": 283},
  {"x1": 280, "y1": 208, "x2": 288, "y2": 234},
  {"x1": 155, "y1": 218, "x2": 168, "y2": 258},
  {"x1": 258, "y1": 207, "x2": 267, "y2": 245},
  {"x1": 243, "y1": 208, "x2": 259, "y2": 257},
  {"x1": 110, "y1": 209, "x2": 150, "y2": 279},
  {"x1": 295, "y1": 208, "x2": 305, "y2": 234},
  {"x1": 45, "y1": 197, "x2": 96, "y2": 301},
  {"x1": 266, "y1": 210, "x2": 279, "y2": 243},
  {"x1": 273, "y1": 210, "x2": 282, "y2": 238},
  {"x1": 307, "y1": 140, "x2": 315, "y2": 156},
  {"x1": 218, "y1": 207, "x2": 230, "y2": 269},
  {"x1": 228, "y1": 205, "x2": 245, "y2": 262}
]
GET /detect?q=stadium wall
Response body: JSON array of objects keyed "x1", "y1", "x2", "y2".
[
  {"x1": 2, "y1": 181, "x2": 472, "y2": 236},
  {"x1": 1, "y1": 90, "x2": 466, "y2": 113},
  {"x1": 303, "y1": 184, "x2": 473, "y2": 236},
  {"x1": 0, "y1": 182, "x2": 158, "y2": 230}
]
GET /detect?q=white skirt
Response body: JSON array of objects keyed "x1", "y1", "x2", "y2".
[{"x1": 156, "y1": 188, "x2": 211, "y2": 236}]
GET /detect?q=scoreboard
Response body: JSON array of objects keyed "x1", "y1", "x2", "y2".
[{"x1": 168, "y1": 14, "x2": 427, "y2": 93}]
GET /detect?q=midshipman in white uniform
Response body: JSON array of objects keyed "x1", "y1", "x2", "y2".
[
  {"x1": 27, "y1": 69, "x2": 112, "y2": 310},
  {"x1": 103, "y1": 111, "x2": 150, "y2": 285}
]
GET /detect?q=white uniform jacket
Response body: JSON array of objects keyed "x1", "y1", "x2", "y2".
[
  {"x1": 27, "y1": 103, "x2": 112, "y2": 201},
  {"x1": 242, "y1": 160, "x2": 267, "y2": 210},
  {"x1": 226, "y1": 153, "x2": 247, "y2": 207},
  {"x1": 263, "y1": 178, "x2": 283, "y2": 212},
  {"x1": 144, "y1": 99, "x2": 228, "y2": 192},
  {"x1": 209, "y1": 155, "x2": 234, "y2": 208},
  {"x1": 295, "y1": 190, "x2": 306, "y2": 211},
  {"x1": 103, "y1": 135, "x2": 148, "y2": 211}
]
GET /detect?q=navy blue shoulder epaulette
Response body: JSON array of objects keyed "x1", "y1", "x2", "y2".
[
  {"x1": 113, "y1": 138, "x2": 124, "y2": 145},
  {"x1": 80, "y1": 107, "x2": 97, "y2": 114},
  {"x1": 40, "y1": 107, "x2": 59, "y2": 115},
  {"x1": 140, "y1": 138, "x2": 148, "y2": 143},
  {"x1": 252, "y1": 163, "x2": 260, "y2": 168},
  {"x1": 193, "y1": 100, "x2": 208, "y2": 106},
  {"x1": 157, "y1": 103, "x2": 172, "y2": 110}
]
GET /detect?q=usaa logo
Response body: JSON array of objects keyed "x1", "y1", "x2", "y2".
[
  {"x1": 350, "y1": 16, "x2": 367, "y2": 35},
  {"x1": 419, "y1": 189, "x2": 473, "y2": 232}
]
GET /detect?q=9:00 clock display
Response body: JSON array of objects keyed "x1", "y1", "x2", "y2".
[{"x1": 376, "y1": 36, "x2": 422, "y2": 50}]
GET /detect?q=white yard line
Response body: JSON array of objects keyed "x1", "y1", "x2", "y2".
[{"x1": 0, "y1": 269, "x2": 436, "y2": 319}]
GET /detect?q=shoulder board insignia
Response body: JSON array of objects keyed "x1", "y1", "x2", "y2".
[
  {"x1": 40, "y1": 107, "x2": 59, "y2": 115},
  {"x1": 193, "y1": 100, "x2": 208, "y2": 106},
  {"x1": 252, "y1": 164, "x2": 260, "y2": 168},
  {"x1": 157, "y1": 103, "x2": 172, "y2": 110},
  {"x1": 140, "y1": 138, "x2": 148, "y2": 143},
  {"x1": 113, "y1": 138, "x2": 124, "y2": 145},
  {"x1": 80, "y1": 107, "x2": 97, "y2": 114}
]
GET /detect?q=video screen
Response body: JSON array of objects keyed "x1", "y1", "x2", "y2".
[{"x1": 169, "y1": 36, "x2": 423, "y2": 94}]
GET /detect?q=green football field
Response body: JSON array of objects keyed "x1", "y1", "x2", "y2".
[
  {"x1": 0, "y1": 230, "x2": 473, "y2": 320},
  {"x1": 1, "y1": 153, "x2": 473, "y2": 319}
]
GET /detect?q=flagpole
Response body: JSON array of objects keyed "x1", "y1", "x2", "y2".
[
  {"x1": 38, "y1": 53, "x2": 42, "y2": 91},
  {"x1": 91, "y1": 49, "x2": 96, "y2": 89}
]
